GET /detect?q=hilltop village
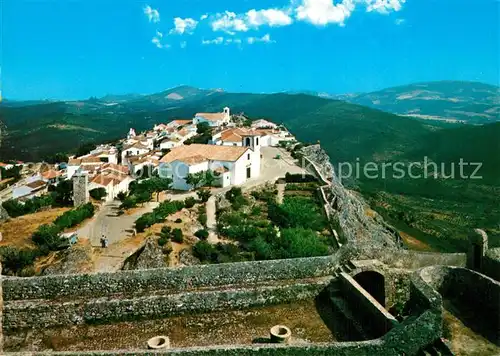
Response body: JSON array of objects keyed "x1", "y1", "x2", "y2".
[{"x1": 0, "y1": 108, "x2": 498, "y2": 356}]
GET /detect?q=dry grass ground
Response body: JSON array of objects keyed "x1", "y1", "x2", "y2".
[
  {"x1": 5, "y1": 299, "x2": 336, "y2": 352},
  {"x1": 443, "y1": 307, "x2": 500, "y2": 356},
  {"x1": 0, "y1": 207, "x2": 70, "y2": 249}
]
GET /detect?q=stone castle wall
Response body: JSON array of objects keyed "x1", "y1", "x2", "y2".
[{"x1": 3, "y1": 254, "x2": 341, "y2": 302}]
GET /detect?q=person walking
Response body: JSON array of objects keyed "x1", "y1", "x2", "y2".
[{"x1": 100, "y1": 235, "x2": 106, "y2": 248}]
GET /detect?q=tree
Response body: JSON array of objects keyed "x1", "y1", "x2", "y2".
[
  {"x1": 204, "y1": 170, "x2": 218, "y2": 187},
  {"x1": 197, "y1": 122, "x2": 211, "y2": 135},
  {"x1": 186, "y1": 172, "x2": 205, "y2": 190},
  {"x1": 195, "y1": 229, "x2": 209, "y2": 240},
  {"x1": 51, "y1": 179, "x2": 73, "y2": 206},
  {"x1": 89, "y1": 188, "x2": 107, "y2": 201},
  {"x1": 148, "y1": 177, "x2": 173, "y2": 201}
]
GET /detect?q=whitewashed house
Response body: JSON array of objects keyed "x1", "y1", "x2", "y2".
[
  {"x1": 159, "y1": 138, "x2": 261, "y2": 191},
  {"x1": 88, "y1": 163, "x2": 133, "y2": 202},
  {"x1": 251, "y1": 119, "x2": 278, "y2": 129},
  {"x1": 89, "y1": 145, "x2": 119, "y2": 164},
  {"x1": 193, "y1": 107, "x2": 231, "y2": 127},
  {"x1": 121, "y1": 142, "x2": 151, "y2": 166}
]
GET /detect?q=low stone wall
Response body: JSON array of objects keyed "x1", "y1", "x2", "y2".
[
  {"x1": 339, "y1": 272, "x2": 398, "y2": 338},
  {"x1": 3, "y1": 254, "x2": 341, "y2": 302},
  {"x1": 4, "y1": 280, "x2": 330, "y2": 330},
  {"x1": 359, "y1": 246, "x2": 467, "y2": 270},
  {"x1": 483, "y1": 247, "x2": 500, "y2": 281}
]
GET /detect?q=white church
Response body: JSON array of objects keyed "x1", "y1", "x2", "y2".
[
  {"x1": 159, "y1": 131, "x2": 261, "y2": 190},
  {"x1": 193, "y1": 107, "x2": 231, "y2": 127}
]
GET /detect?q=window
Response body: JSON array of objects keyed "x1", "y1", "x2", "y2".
[
  {"x1": 256, "y1": 137, "x2": 259, "y2": 146},
  {"x1": 248, "y1": 154, "x2": 251, "y2": 160}
]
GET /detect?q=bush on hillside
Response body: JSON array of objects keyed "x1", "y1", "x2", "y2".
[
  {"x1": 184, "y1": 196, "x2": 197, "y2": 208},
  {"x1": 192, "y1": 241, "x2": 216, "y2": 262},
  {"x1": 2, "y1": 195, "x2": 55, "y2": 218},
  {"x1": 53, "y1": 203, "x2": 95, "y2": 230},
  {"x1": 135, "y1": 200, "x2": 185, "y2": 232},
  {"x1": 0, "y1": 246, "x2": 41, "y2": 276},
  {"x1": 171, "y1": 228, "x2": 184, "y2": 243},
  {"x1": 197, "y1": 189, "x2": 212, "y2": 203},
  {"x1": 116, "y1": 191, "x2": 127, "y2": 202},
  {"x1": 32, "y1": 224, "x2": 67, "y2": 251},
  {"x1": 194, "y1": 229, "x2": 209, "y2": 240}
]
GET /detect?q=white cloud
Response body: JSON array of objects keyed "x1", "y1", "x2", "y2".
[
  {"x1": 202, "y1": 37, "x2": 225, "y2": 45},
  {"x1": 152, "y1": 35, "x2": 170, "y2": 49},
  {"x1": 395, "y1": 18, "x2": 405, "y2": 25},
  {"x1": 247, "y1": 33, "x2": 274, "y2": 44},
  {"x1": 211, "y1": 8, "x2": 292, "y2": 34},
  {"x1": 295, "y1": 0, "x2": 355, "y2": 26},
  {"x1": 246, "y1": 9, "x2": 293, "y2": 27},
  {"x1": 144, "y1": 5, "x2": 160, "y2": 23},
  {"x1": 180, "y1": 41, "x2": 187, "y2": 48},
  {"x1": 200, "y1": 14, "x2": 209, "y2": 20},
  {"x1": 366, "y1": 0, "x2": 406, "y2": 14},
  {"x1": 170, "y1": 17, "x2": 198, "y2": 35},
  {"x1": 225, "y1": 38, "x2": 243, "y2": 45},
  {"x1": 211, "y1": 11, "x2": 249, "y2": 33}
]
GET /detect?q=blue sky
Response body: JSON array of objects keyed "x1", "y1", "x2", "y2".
[{"x1": 2, "y1": 0, "x2": 499, "y2": 100}]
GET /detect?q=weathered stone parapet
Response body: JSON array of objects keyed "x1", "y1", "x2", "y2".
[
  {"x1": 4, "y1": 279, "x2": 330, "y2": 330},
  {"x1": 3, "y1": 254, "x2": 341, "y2": 302}
]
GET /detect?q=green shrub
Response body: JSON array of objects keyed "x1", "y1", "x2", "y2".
[
  {"x1": 268, "y1": 196, "x2": 326, "y2": 231},
  {"x1": 160, "y1": 226, "x2": 172, "y2": 238},
  {"x1": 0, "y1": 246, "x2": 40, "y2": 276},
  {"x1": 2, "y1": 194, "x2": 55, "y2": 218},
  {"x1": 195, "y1": 229, "x2": 209, "y2": 240},
  {"x1": 32, "y1": 224, "x2": 67, "y2": 251},
  {"x1": 135, "y1": 200, "x2": 185, "y2": 232},
  {"x1": 197, "y1": 189, "x2": 212, "y2": 203},
  {"x1": 120, "y1": 196, "x2": 137, "y2": 209},
  {"x1": 251, "y1": 206, "x2": 262, "y2": 216},
  {"x1": 171, "y1": 228, "x2": 184, "y2": 243},
  {"x1": 53, "y1": 203, "x2": 95, "y2": 230},
  {"x1": 193, "y1": 240, "x2": 216, "y2": 262},
  {"x1": 89, "y1": 187, "x2": 107, "y2": 200},
  {"x1": 116, "y1": 191, "x2": 127, "y2": 201},
  {"x1": 158, "y1": 236, "x2": 169, "y2": 246},
  {"x1": 198, "y1": 213, "x2": 207, "y2": 227},
  {"x1": 184, "y1": 197, "x2": 197, "y2": 208}
]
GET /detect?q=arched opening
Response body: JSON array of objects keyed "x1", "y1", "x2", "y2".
[
  {"x1": 354, "y1": 271, "x2": 385, "y2": 306},
  {"x1": 256, "y1": 137, "x2": 259, "y2": 146},
  {"x1": 245, "y1": 137, "x2": 251, "y2": 146}
]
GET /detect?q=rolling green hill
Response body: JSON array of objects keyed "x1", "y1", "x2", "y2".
[{"x1": 347, "y1": 81, "x2": 499, "y2": 124}]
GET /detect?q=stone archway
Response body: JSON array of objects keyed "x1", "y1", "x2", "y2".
[{"x1": 353, "y1": 271, "x2": 385, "y2": 306}]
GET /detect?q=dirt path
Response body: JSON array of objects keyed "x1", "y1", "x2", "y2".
[{"x1": 206, "y1": 197, "x2": 219, "y2": 244}]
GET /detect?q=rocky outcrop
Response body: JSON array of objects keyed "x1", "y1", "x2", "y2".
[
  {"x1": 0, "y1": 204, "x2": 9, "y2": 222},
  {"x1": 42, "y1": 240, "x2": 94, "y2": 276},
  {"x1": 122, "y1": 237, "x2": 167, "y2": 270},
  {"x1": 301, "y1": 144, "x2": 400, "y2": 249}
]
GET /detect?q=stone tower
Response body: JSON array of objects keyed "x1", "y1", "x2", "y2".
[{"x1": 73, "y1": 172, "x2": 89, "y2": 207}]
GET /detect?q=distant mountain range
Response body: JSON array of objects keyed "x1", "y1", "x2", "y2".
[{"x1": 346, "y1": 81, "x2": 499, "y2": 124}]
